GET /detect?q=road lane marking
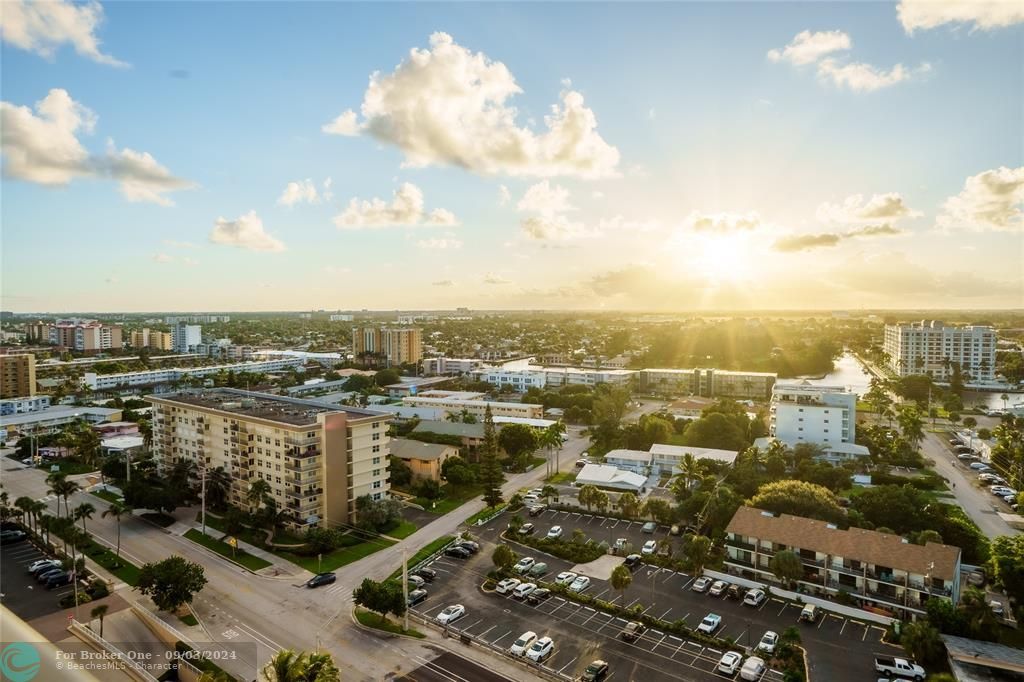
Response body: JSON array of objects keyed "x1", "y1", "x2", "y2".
[{"x1": 234, "y1": 622, "x2": 284, "y2": 650}]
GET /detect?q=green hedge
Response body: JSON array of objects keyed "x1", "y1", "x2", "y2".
[{"x1": 511, "y1": 533, "x2": 606, "y2": 564}]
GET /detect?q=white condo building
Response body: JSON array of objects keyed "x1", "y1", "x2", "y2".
[
  {"x1": 883, "y1": 321, "x2": 996, "y2": 382},
  {"x1": 769, "y1": 382, "x2": 856, "y2": 447},
  {"x1": 172, "y1": 322, "x2": 203, "y2": 353}
]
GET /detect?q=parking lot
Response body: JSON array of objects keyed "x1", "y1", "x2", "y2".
[
  {"x1": 0, "y1": 536, "x2": 73, "y2": 621},
  {"x1": 465, "y1": 510, "x2": 896, "y2": 682}
]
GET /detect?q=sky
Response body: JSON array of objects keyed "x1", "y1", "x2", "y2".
[{"x1": 1, "y1": 0, "x2": 1022, "y2": 313}]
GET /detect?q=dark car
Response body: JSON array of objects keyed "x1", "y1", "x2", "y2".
[
  {"x1": 457, "y1": 540, "x2": 480, "y2": 554},
  {"x1": 37, "y1": 567, "x2": 65, "y2": 583},
  {"x1": 581, "y1": 660, "x2": 609, "y2": 682},
  {"x1": 444, "y1": 546, "x2": 471, "y2": 559},
  {"x1": 623, "y1": 554, "x2": 642, "y2": 569},
  {"x1": 306, "y1": 572, "x2": 337, "y2": 588},
  {"x1": 726, "y1": 584, "x2": 746, "y2": 600},
  {"x1": 412, "y1": 567, "x2": 437, "y2": 582},
  {"x1": 620, "y1": 621, "x2": 646, "y2": 643},
  {"x1": 526, "y1": 588, "x2": 551, "y2": 605},
  {"x1": 45, "y1": 572, "x2": 72, "y2": 588},
  {"x1": 407, "y1": 588, "x2": 428, "y2": 606},
  {"x1": 1, "y1": 530, "x2": 27, "y2": 545},
  {"x1": 517, "y1": 523, "x2": 535, "y2": 535},
  {"x1": 528, "y1": 505, "x2": 547, "y2": 517}
]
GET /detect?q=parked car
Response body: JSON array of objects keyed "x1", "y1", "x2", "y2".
[
  {"x1": 970, "y1": 462, "x2": 991, "y2": 470},
  {"x1": 528, "y1": 562, "x2": 548, "y2": 578},
  {"x1": 37, "y1": 568, "x2": 65, "y2": 583},
  {"x1": 512, "y1": 582, "x2": 537, "y2": 600},
  {"x1": 407, "y1": 588, "x2": 428, "y2": 606},
  {"x1": 436, "y1": 604, "x2": 465, "y2": 625},
  {"x1": 496, "y1": 578, "x2": 522, "y2": 595},
  {"x1": 526, "y1": 588, "x2": 551, "y2": 605},
  {"x1": 526, "y1": 636, "x2": 554, "y2": 662},
  {"x1": 697, "y1": 613, "x2": 721, "y2": 634},
  {"x1": 757, "y1": 631, "x2": 778, "y2": 654},
  {"x1": 717, "y1": 652, "x2": 742, "y2": 675},
  {"x1": 306, "y1": 572, "x2": 337, "y2": 588},
  {"x1": 874, "y1": 656, "x2": 925, "y2": 681},
  {"x1": 575, "y1": 459, "x2": 588, "y2": 468},
  {"x1": 620, "y1": 621, "x2": 646, "y2": 642},
  {"x1": 528, "y1": 505, "x2": 547, "y2": 517},
  {"x1": 546, "y1": 525, "x2": 563, "y2": 540},
  {"x1": 670, "y1": 524, "x2": 682, "y2": 536},
  {"x1": 528, "y1": 488, "x2": 544, "y2": 496},
  {"x1": 743, "y1": 589, "x2": 767, "y2": 607},
  {"x1": 407, "y1": 575, "x2": 425, "y2": 589},
  {"x1": 28, "y1": 559, "x2": 61, "y2": 574},
  {"x1": 514, "y1": 557, "x2": 536, "y2": 574},
  {"x1": 799, "y1": 604, "x2": 819, "y2": 623},
  {"x1": 518, "y1": 523, "x2": 536, "y2": 535},
  {"x1": 1, "y1": 530, "x2": 27, "y2": 545},
  {"x1": 641, "y1": 522, "x2": 657, "y2": 534},
  {"x1": 991, "y1": 486, "x2": 1016, "y2": 497},
  {"x1": 412, "y1": 567, "x2": 437, "y2": 582},
  {"x1": 709, "y1": 580, "x2": 729, "y2": 597},
  {"x1": 580, "y1": 660, "x2": 609, "y2": 682},
  {"x1": 641, "y1": 540, "x2": 657, "y2": 556},
  {"x1": 740, "y1": 656, "x2": 767, "y2": 681},
  {"x1": 523, "y1": 494, "x2": 540, "y2": 505},
  {"x1": 510, "y1": 631, "x2": 537, "y2": 656},
  {"x1": 45, "y1": 572, "x2": 72, "y2": 588},
  {"x1": 958, "y1": 453, "x2": 979, "y2": 461},
  {"x1": 569, "y1": 575, "x2": 591, "y2": 592},
  {"x1": 555, "y1": 571, "x2": 577, "y2": 586},
  {"x1": 726, "y1": 584, "x2": 746, "y2": 600},
  {"x1": 457, "y1": 540, "x2": 480, "y2": 554},
  {"x1": 444, "y1": 546, "x2": 471, "y2": 559},
  {"x1": 691, "y1": 576, "x2": 712, "y2": 593},
  {"x1": 624, "y1": 553, "x2": 642, "y2": 569}
]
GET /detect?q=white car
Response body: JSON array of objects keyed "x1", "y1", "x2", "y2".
[
  {"x1": 546, "y1": 526, "x2": 563, "y2": 540},
  {"x1": 614, "y1": 538, "x2": 629, "y2": 552},
  {"x1": 709, "y1": 580, "x2": 728, "y2": 596},
  {"x1": 569, "y1": 575, "x2": 591, "y2": 592},
  {"x1": 757, "y1": 631, "x2": 778, "y2": 654},
  {"x1": 436, "y1": 604, "x2": 465, "y2": 624},
  {"x1": 525, "y1": 636, "x2": 554, "y2": 662},
  {"x1": 496, "y1": 578, "x2": 521, "y2": 595},
  {"x1": 513, "y1": 582, "x2": 537, "y2": 600},
  {"x1": 641, "y1": 540, "x2": 657, "y2": 556},
  {"x1": 744, "y1": 589, "x2": 767, "y2": 607},
  {"x1": 514, "y1": 557, "x2": 536, "y2": 574},
  {"x1": 691, "y1": 576, "x2": 712, "y2": 593},
  {"x1": 991, "y1": 486, "x2": 1016, "y2": 496},
  {"x1": 697, "y1": 613, "x2": 721, "y2": 634},
  {"x1": 509, "y1": 630, "x2": 537, "y2": 656},
  {"x1": 528, "y1": 488, "x2": 544, "y2": 496},
  {"x1": 28, "y1": 559, "x2": 61, "y2": 573},
  {"x1": 555, "y1": 571, "x2": 577, "y2": 586},
  {"x1": 740, "y1": 656, "x2": 767, "y2": 681},
  {"x1": 970, "y1": 462, "x2": 991, "y2": 470},
  {"x1": 717, "y1": 652, "x2": 742, "y2": 675}
]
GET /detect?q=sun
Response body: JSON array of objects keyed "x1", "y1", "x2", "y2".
[{"x1": 670, "y1": 232, "x2": 757, "y2": 284}]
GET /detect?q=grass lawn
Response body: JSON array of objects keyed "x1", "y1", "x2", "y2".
[
  {"x1": 388, "y1": 535, "x2": 454, "y2": 581},
  {"x1": 354, "y1": 608, "x2": 424, "y2": 638},
  {"x1": 196, "y1": 511, "x2": 305, "y2": 546},
  {"x1": 279, "y1": 537, "x2": 394, "y2": 573},
  {"x1": 384, "y1": 520, "x2": 418, "y2": 539},
  {"x1": 38, "y1": 459, "x2": 96, "y2": 475},
  {"x1": 526, "y1": 456, "x2": 546, "y2": 470},
  {"x1": 84, "y1": 542, "x2": 141, "y2": 585},
  {"x1": 178, "y1": 614, "x2": 199, "y2": 627},
  {"x1": 90, "y1": 489, "x2": 122, "y2": 504},
  {"x1": 184, "y1": 529, "x2": 272, "y2": 571},
  {"x1": 416, "y1": 483, "x2": 484, "y2": 515},
  {"x1": 466, "y1": 505, "x2": 506, "y2": 525},
  {"x1": 545, "y1": 472, "x2": 575, "y2": 485}
]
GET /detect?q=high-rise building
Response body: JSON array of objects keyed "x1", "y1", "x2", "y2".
[
  {"x1": 172, "y1": 322, "x2": 202, "y2": 353},
  {"x1": 148, "y1": 389, "x2": 391, "y2": 527},
  {"x1": 27, "y1": 319, "x2": 123, "y2": 352},
  {"x1": 769, "y1": 382, "x2": 856, "y2": 447},
  {"x1": 883, "y1": 320, "x2": 997, "y2": 382},
  {"x1": 131, "y1": 328, "x2": 174, "y2": 351},
  {"x1": 352, "y1": 327, "x2": 422, "y2": 366},
  {"x1": 0, "y1": 354, "x2": 36, "y2": 398}
]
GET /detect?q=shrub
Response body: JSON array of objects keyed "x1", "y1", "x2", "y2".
[
  {"x1": 88, "y1": 581, "x2": 110, "y2": 599},
  {"x1": 59, "y1": 592, "x2": 92, "y2": 607}
]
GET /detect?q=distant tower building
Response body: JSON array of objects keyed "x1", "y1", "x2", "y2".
[
  {"x1": 172, "y1": 323, "x2": 202, "y2": 353},
  {"x1": 0, "y1": 354, "x2": 36, "y2": 398},
  {"x1": 883, "y1": 320, "x2": 996, "y2": 382},
  {"x1": 352, "y1": 327, "x2": 422, "y2": 366}
]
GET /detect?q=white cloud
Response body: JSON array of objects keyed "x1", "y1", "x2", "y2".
[
  {"x1": 768, "y1": 29, "x2": 928, "y2": 92},
  {"x1": 517, "y1": 180, "x2": 576, "y2": 216},
  {"x1": 0, "y1": 0, "x2": 127, "y2": 67},
  {"x1": 321, "y1": 110, "x2": 360, "y2": 136},
  {"x1": 277, "y1": 179, "x2": 320, "y2": 206},
  {"x1": 498, "y1": 184, "x2": 511, "y2": 207},
  {"x1": 323, "y1": 265, "x2": 351, "y2": 275},
  {"x1": 417, "y1": 237, "x2": 463, "y2": 249},
  {"x1": 817, "y1": 192, "x2": 922, "y2": 224},
  {"x1": 334, "y1": 182, "x2": 459, "y2": 229},
  {"x1": 897, "y1": 0, "x2": 1024, "y2": 32},
  {"x1": 152, "y1": 253, "x2": 173, "y2": 263},
  {"x1": 209, "y1": 211, "x2": 286, "y2": 252},
  {"x1": 521, "y1": 214, "x2": 589, "y2": 241},
  {"x1": 682, "y1": 210, "x2": 761, "y2": 232},
  {"x1": 597, "y1": 215, "x2": 662, "y2": 233},
  {"x1": 0, "y1": 88, "x2": 192, "y2": 204},
  {"x1": 483, "y1": 273, "x2": 512, "y2": 285},
  {"x1": 324, "y1": 32, "x2": 620, "y2": 178},
  {"x1": 767, "y1": 30, "x2": 851, "y2": 65},
  {"x1": 937, "y1": 166, "x2": 1024, "y2": 232},
  {"x1": 322, "y1": 177, "x2": 334, "y2": 202}
]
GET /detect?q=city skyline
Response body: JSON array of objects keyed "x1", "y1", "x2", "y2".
[{"x1": 2, "y1": 1, "x2": 1022, "y2": 312}]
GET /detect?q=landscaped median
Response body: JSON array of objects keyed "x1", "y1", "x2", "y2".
[
  {"x1": 500, "y1": 528, "x2": 607, "y2": 564},
  {"x1": 352, "y1": 607, "x2": 425, "y2": 638},
  {"x1": 183, "y1": 529, "x2": 272, "y2": 571},
  {"x1": 388, "y1": 535, "x2": 455, "y2": 581}
]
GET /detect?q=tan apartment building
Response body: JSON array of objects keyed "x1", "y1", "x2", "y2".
[
  {"x1": 402, "y1": 395, "x2": 543, "y2": 419},
  {"x1": 725, "y1": 506, "x2": 961, "y2": 619},
  {"x1": 130, "y1": 329, "x2": 174, "y2": 351},
  {"x1": 638, "y1": 368, "x2": 776, "y2": 399},
  {"x1": 27, "y1": 319, "x2": 123, "y2": 352},
  {"x1": 0, "y1": 354, "x2": 36, "y2": 398},
  {"x1": 149, "y1": 389, "x2": 392, "y2": 528},
  {"x1": 389, "y1": 438, "x2": 458, "y2": 481},
  {"x1": 352, "y1": 327, "x2": 422, "y2": 366}
]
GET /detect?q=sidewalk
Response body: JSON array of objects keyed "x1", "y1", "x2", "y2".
[{"x1": 180, "y1": 518, "x2": 307, "y2": 579}]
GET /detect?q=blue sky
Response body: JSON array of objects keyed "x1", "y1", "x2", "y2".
[{"x1": 2, "y1": 1, "x2": 1021, "y2": 312}]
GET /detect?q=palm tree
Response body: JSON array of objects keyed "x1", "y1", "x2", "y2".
[
  {"x1": 959, "y1": 587, "x2": 998, "y2": 639},
  {"x1": 1001, "y1": 393, "x2": 1009, "y2": 410},
  {"x1": 46, "y1": 471, "x2": 68, "y2": 516},
  {"x1": 540, "y1": 485, "x2": 558, "y2": 503},
  {"x1": 102, "y1": 502, "x2": 131, "y2": 558},
  {"x1": 610, "y1": 564, "x2": 632, "y2": 606},
  {"x1": 91, "y1": 604, "x2": 109, "y2": 637},
  {"x1": 262, "y1": 649, "x2": 340, "y2": 682},
  {"x1": 205, "y1": 467, "x2": 231, "y2": 511},
  {"x1": 247, "y1": 479, "x2": 272, "y2": 513},
  {"x1": 679, "y1": 453, "x2": 700, "y2": 494},
  {"x1": 73, "y1": 502, "x2": 96, "y2": 534},
  {"x1": 30, "y1": 500, "x2": 48, "y2": 535},
  {"x1": 684, "y1": 535, "x2": 712, "y2": 576},
  {"x1": 617, "y1": 492, "x2": 640, "y2": 518},
  {"x1": 14, "y1": 496, "x2": 35, "y2": 533}
]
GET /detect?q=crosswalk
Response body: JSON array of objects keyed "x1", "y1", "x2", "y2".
[
  {"x1": 325, "y1": 583, "x2": 350, "y2": 599},
  {"x1": 36, "y1": 494, "x2": 58, "y2": 503}
]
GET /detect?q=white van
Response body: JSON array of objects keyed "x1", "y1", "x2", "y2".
[{"x1": 799, "y1": 604, "x2": 819, "y2": 623}]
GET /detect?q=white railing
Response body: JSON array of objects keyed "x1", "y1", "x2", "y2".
[{"x1": 69, "y1": 620, "x2": 160, "y2": 682}]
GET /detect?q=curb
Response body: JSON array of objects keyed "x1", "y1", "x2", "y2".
[{"x1": 349, "y1": 607, "x2": 425, "y2": 640}]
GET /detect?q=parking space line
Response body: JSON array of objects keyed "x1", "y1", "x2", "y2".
[
  {"x1": 640, "y1": 604, "x2": 654, "y2": 616},
  {"x1": 758, "y1": 599, "x2": 769, "y2": 611},
  {"x1": 817, "y1": 616, "x2": 826, "y2": 629},
  {"x1": 477, "y1": 624, "x2": 496, "y2": 639},
  {"x1": 626, "y1": 598, "x2": 641, "y2": 608},
  {"x1": 594, "y1": 589, "x2": 609, "y2": 600},
  {"x1": 462, "y1": 618, "x2": 483, "y2": 632},
  {"x1": 839, "y1": 619, "x2": 848, "y2": 635},
  {"x1": 556, "y1": 656, "x2": 578, "y2": 674},
  {"x1": 681, "y1": 577, "x2": 695, "y2": 589},
  {"x1": 661, "y1": 571, "x2": 677, "y2": 584},
  {"x1": 862, "y1": 627, "x2": 869, "y2": 642},
  {"x1": 491, "y1": 630, "x2": 513, "y2": 646},
  {"x1": 680, "y1": 612, "x2": 690, "y2": 624},
  {"x1": 776, "y1": 602, "x2": 788, "y2": 617},
  {"x1": 657, "y1": 607, "x2": 672, "y2": 620},
  {"x1": 611, "y1": 519, "x2": 620, "y2": 528}
]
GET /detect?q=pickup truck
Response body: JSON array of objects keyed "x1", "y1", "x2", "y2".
[{"x1": 875, "y1": 656, "x2": 926, "y2": 680}]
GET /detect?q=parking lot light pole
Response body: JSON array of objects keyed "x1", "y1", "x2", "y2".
[{"x1": 402, "y1": 547, "x2": 409, "y2": 633}]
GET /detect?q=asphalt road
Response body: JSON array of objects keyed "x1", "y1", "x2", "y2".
[
  {"x1": 0, "y1": 536, "x2": 75, "y2": 620},
  {"x1": 395, "y1": 649, "x2": 516, "y2": 682}
]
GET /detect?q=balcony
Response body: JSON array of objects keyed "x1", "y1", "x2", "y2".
[
  {"x1": 908, "y1": 582, "x2": 952, "y2": 597},
  {"x1": 800, "y1": 555, "x2": 826, "y2": 568},
  {"x1": 287, "y1": 473, "x2": 322, "y2": 485},
  {"x1": 726, "y1": 555, "x2": 755, "y2": 569},
  {"x1": 287, "y1": 498, "x2": 320, "y2": 514},
  {"x1": 286, "y1": 487, "x2": 322, "y2": 501},
  {"x1": 285, "y1": 458, "x2": 321, "y2": 473},
  {"x1": 726, "y1": 539, "x2": 756, "y2": 552},
  {"x1": 287, "y1": 446, "x2": 321, "y2": 458}
]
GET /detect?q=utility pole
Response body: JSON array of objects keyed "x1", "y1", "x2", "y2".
[
  {"x1": 402, "y1": 547, "x2": 410, "y2": 633},
  {"x1": 201, "y1": 467, "x2": 207, "y2": 536}
]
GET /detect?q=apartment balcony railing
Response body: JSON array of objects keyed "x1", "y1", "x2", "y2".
[
  {"x1": 726, "y1": 539, "x2": 756, "y2": 552},
  {"x1": 801, "y1": 572, "x2": 826, "y2": 586},
  {"x1": 286, "y1": 487, "x2": 323, "y2": 501},
  {"x1": 908, "y1": 582, "x2": 952, "y2": 597},
  {"x1": 726, "y1": 556, "x2": 755, "y2": 569},
  {"x1": 287, "y1": 446, "x2": 321, "y2": 458},
  {"x1": 285, "y1": 458, "x2": 321, "y2": 473},
  {"x1": 286, "y1": 473, "x2": 322, "y2": 485},
  {"x1": 865, "y1": 587, "x2": 903, "y2": 603},
  {"x1": 287, "y1": 499, "x2": 320, "y2": 514},
  {"x1": 828, "y1": 563, "x2": 864, "y2": 578},
  {"x1": 800, "y1": 556, "x2": 826, "y2": 568}
]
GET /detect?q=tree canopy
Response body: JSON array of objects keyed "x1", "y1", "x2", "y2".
[{"x1": 749, "y1": 480, "x2": 845, "y2": 525}]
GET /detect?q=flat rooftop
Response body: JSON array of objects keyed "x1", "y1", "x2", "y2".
[{"x1": 150, "y1": 389, "x2": 385, "y2": 426}]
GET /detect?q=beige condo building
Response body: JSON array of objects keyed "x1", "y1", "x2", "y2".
[
  {"x1": 1, "y1": 354, "x2": 36, "y2": 398},
  {"x1": 149, "y1": 389, "x2": 392, "y2": 528},
  {"x1": 352, "y1": 327, "x2": 423, "y2": 366}
]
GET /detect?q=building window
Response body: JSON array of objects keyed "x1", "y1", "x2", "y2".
[
  {"x1": 373, "y1": 469, "x2": 381, "y2": 477},
  {"x1": 372, "y1": 433, "x2": 381, "y2": 441},
  {"x1": 372, "y1": 457, "x2": 381, "y2": 465},
  {"x1": 372, "y1": 480, "x2": 382, "y2": 489},
  {"x1": 372, "y1": 445, "x2": 380, "y2": 453}
]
